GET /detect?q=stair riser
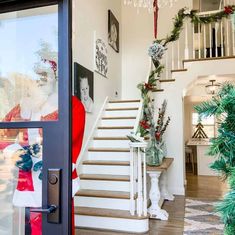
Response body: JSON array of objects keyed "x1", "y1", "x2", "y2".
[
  {"x1": 100, "y1": 119, "x2": 136, "y2": 127},
  {"x1": 87, "y1": 151, "x2": 130, "y2": 161},
  {"x1": 103, "y1": 110, "x2": 138, "y2": 117},
  {"x1": 91, "y1": 140, "x2": 130, "y2": 148},
  {"x1": 75, "y1": 215, "x2": 149, "y2": 233},
  {"x1": 107, "y1": 102, "x2": 140, "y2": 109},
  {"x1": 80, "y1": 180, "x2": 130, "y2": 192},
  {"x1": 81, "y1": 165, "x2": 130, "y2": 175},
  {"x1": 75, "y1": 196, "x2": 130, "y2": 210},
  {"x1": 95, "y1": 129, "x2": 132, "y2": 137}
]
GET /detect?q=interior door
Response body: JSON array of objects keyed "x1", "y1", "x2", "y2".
[{"x1": 0, "y1": 0, "x2": 72, "y2": 234}]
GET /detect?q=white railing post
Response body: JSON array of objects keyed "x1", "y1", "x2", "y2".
[
  {"x1": 171, "y1": 42, "x2": 175, "y2": 69},
  {"x1": 215, "y1": 22, "x2": 219, "y2": 57},
  {"x1": 137, "y1": 147, "x2": 143, "y2": 216},
  {"x1": 192, "y1": 24, "x2": 195, "y2": 59},
  {"x1": 209, "y1": 22, "x2": 212, "y2": 58},
  {"x1": 226, "y1": 17, "x2": 230, "y2": 56},
  {"x1": 221, "y1": 20, "x2": 224, "y2": 57},
  {"x1": 198, "y1": 23, "x2": 201, "y2": 59},
  {"x1": 177, "y1": 39, "x2": 180, "y2": 69},
  {"x1": 165, "y1": 51, "x2": 169, "y2": 79},
  {"x1": 231, "y1": 16, "x2": 235, "y2": 55},
  {"x1": 184, "y1": 19, "x2": 189, "y2": 59},
  {"x1": 129, "y1": 142, "x2": 148, "y2": 217},
  {"x1": 130, "y1": 145, "x2": 135, "y2": 216}
]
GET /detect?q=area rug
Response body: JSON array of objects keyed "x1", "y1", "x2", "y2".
[{"x1": 183, "y1": 199, "x2": 224, "y2": 235}]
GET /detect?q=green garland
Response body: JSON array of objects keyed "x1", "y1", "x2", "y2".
[{"x1": 137, "y1": 5, "x2": 235, "y2": 139}]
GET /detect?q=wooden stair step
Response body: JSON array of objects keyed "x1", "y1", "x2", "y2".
[
  {"x1": 105, "y1": 108, "x2": 138, "y2": 111},
  {"x1": 152, "y1": 89, "x2": 164, "y2": 92},
  {"x1": 171, "y1": 68, "x2": 187, "y2": 73},
  {"x1": 82, "y1": 160, "x2": 130, "y2": 166},
  {"x1": 75, "y1": 207, "x2": 148, "y2": 220},
  {"x1": 79, "y1": 174, "x2": 130, "y2": 182},
  {"x1": 102, "y1": 117, "x2": 136, "y2": 120},
  {"x1": 76, "y1": 189, "x2": 132, "y2": 199},
  {"x1": 88, "y1": 148, "x2": 130, "y2": 152},
  {"x1": 98, "y1": 126, "x2": 133, "y2": 130},
  {"x1": 159, "y1": 79, "x2": 175, "y2": 83},
  {"x1": 109, "y1": 100, "x2": 140, "y2": 103},
  {"x1": 93, "y1": 137, "x2": 129, "y2": 140}
]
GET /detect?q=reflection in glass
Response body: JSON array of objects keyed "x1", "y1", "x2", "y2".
[
  {"x1": 0, "y1": 128, "x2": 43, "y2": 235},
  {"x1": 0, "y1": 6, "x2": 58, "y2": 122}
]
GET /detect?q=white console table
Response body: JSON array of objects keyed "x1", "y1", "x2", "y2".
[{"x1": 147, "y1": 158, "x2": 175, "y2": 220}]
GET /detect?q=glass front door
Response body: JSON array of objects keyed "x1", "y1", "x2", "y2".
[{"x1": 0, "y1": 0, "x2": 72, "y2": 234}]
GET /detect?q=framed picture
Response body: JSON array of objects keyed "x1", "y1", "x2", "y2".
[
  {"x1": 108, "y1": 10, "x2": 119, "y2": 53},
  {"x1": 94, "y1": 35, "x2": 108, "y2": 78},
  {"x1": 74, "y1": 62, "x2": 94, "y2": 113}
]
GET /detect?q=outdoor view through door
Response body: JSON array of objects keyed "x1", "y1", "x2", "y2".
[{"x1": 0, "y1": 4, "x2": 62, "y2": 235}]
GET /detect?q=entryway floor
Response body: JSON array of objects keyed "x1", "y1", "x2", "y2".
[{"x1": 76, "y1": 174, "x2": 227, "y2": 235}]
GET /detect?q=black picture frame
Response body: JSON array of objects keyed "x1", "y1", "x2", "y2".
[
  {"x1": 74, "y1": 62, "x2": 94, "y2": 112},
  {"x1": 108, "y1": 10, "x2": 119, "y2": 53}
]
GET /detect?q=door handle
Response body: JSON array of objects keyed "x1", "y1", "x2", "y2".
[{"x1": 31, "y1": 205, "x2": 57, "y2": 214}]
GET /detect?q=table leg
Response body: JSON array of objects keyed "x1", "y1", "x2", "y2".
[
  {"x1": 147, "y1": 172, "x2": 169, "y2": 220},
  {"x1": 159, "y1": 170, "x2": 175, "y2": 201}
]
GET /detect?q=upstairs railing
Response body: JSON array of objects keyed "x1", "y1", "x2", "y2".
[{"x1": 160, "y1": 6, "x2": 235, "y2": 80}]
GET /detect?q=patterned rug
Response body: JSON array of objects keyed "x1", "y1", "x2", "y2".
[{"x1": 184, "y1": 199, "x2": 224, "y2": 235}]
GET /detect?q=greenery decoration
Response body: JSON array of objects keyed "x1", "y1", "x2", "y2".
[
  {"x1": 136, "y1": 5, "x2": 235, "y2": 166},
  {"x1": 195, "y1": 83, "x2": 235, "y2": 235}
]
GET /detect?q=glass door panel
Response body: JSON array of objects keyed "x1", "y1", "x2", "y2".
[
  {"x1": 0, "y1": 6, "x2": 58, "y2": 122},
  {"x1": 0, "y1": 128, "x2": 43, "y2": 235}
]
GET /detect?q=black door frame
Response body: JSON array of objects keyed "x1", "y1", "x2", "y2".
[{"x1": 0, "y1": 0, "x2": 72, "y2": 234}]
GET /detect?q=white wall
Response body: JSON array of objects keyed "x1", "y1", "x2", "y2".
[
  {"x1": 121, "y1": 0, "x2": 193, "y2": 99},
  {"x1": 73, "y1": 0, "x2": 122, "y2": 143}
]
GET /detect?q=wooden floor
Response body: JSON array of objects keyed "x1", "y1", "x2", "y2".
[{"x1": 76, "y1": 173, "x2": 228, "y2": 235}]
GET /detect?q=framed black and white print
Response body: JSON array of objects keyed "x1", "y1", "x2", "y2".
[
  {"x1": 108, "y1": 10, "x2": 119, "y2": 53},
  {"x1": 74, "y1": 62, "x2": 94, "y2": 113}
]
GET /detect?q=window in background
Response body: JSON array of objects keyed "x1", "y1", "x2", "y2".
[{"x1": 192, "y1": 112, "x2": 215, "y2": 138}]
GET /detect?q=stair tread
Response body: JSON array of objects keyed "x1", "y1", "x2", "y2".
[
  {"x1": 83, "y1": 160, "x2": 130, "y2": 166},
  {"x1": 98, "y1": 126, "x2": 133, "y2": 130},
  {"x1": 171, "y1": 68, "x2": 187, "y2": 73},
  {"x1": 152, "y1": 89, "x2": 164, "y2": 92},
  {"x1": 106, "y1": 108, "x2": 138, "y2": 111},
  {"x1": 76, "y1": 189, "x2": 131, "y2": 199},
  {"x1": 75, "y1": 207, "x2": 148, "y2": 220},
  {"x1": 102, "y1": 117, "x2": 136, "y2": 120},
  {"x1": 94, "y1": 137, "x2": 129, "y2": 140},
  {"x1": 80, "y1": 174, "x2": 130, "y2": 181},
  {"x1": 88, "y1": 148, "x2": 130, "y2": 152},
  {"x1": 159, "y1": 79, "x2": 175, "y2": 82},
  {"x1": 109, "y1": 100, "x2": 140, "y2": 103}
]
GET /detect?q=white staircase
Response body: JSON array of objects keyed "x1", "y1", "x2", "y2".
[{"x1": 75, "y1": 99, "x2": 149, "y2": 234}]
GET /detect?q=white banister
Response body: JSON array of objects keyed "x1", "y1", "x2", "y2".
[
  {"x1": 203, "y1": 21, "x2": 206, "y2": 58},
  {"x1": 184, "y1": 19, "x2": 189, "y2": 59},
  {"x1": 215, "y1": 23, "x2": 218, "y2": 57},
  {"x1": 177, "y1": 39, "x2": 180, "y2": 69},
  {"x1": 198, "y1": 23, "x2": 201, "y2": 59},
  {"x1": 130, "y1": 145, "x2": 135, "y2": 215},
  {"x1": 129, "y1": 142, "x2": 148, "y2": 217},
  {"x1": 171, "y1": 42, "x2": 175, "y2": 69},
  {"x1": 221, "y1": 20, "x2": 224, "y2": 57},
  {"x1": 226, "y1": 17, "x2": 230, "y2": 56},
  {"x1": 209, "y1": 23, "x2": 212, "y2": 57},
  {"x1": 231, "y1": 17, "x2": 235, "y2": 55},
  {"x1": 192, "y1": 24, "x2": 195, "y2": 59}
]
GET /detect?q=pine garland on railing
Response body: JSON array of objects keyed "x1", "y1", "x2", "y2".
[{"x1": 137, "y1": 5, "x2": 235, "y2": 139}]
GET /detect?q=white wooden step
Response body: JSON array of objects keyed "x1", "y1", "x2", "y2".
[
  {"x1": 100, "y1": 119, "x2": 136, "y2": 127},
  {"x1": 107, "y1": 101, "x2": 140, "y2": 109},
  {"x1": 75, "y1": 207, "x2": 149, "y2": 233},
  {"x1": 75, "y1": 196, "x2": 130, "y2": 211},
  {"x1": 79, "y1": 179, "x2": 130, "y2": 192},
  {"x1": 87, "y1": 151, "x2": 130, "y2": 161},
  {"x1": 103, "y1": 109, "x2": 138, "y2": 118},
  {"x1": 91, "y1": 139, "x2": 130, "y2": 148},
  {"x1": 96, "y1": 128, "x2": 133, "y2": 137},
  {"x1": 81, "y1": 164, "x2": 130, "y2": 175}
]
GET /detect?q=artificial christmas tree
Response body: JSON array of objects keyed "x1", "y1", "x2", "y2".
[{"x1": 195, "y1": 83, "x2": 235, "y2": 235}]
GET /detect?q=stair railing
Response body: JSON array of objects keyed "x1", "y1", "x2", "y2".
[
  {"x1": 159, "y1": 4, "x2": 235, "y2": 81},
  {"x1": 129, "y1": 59, "x2": 152, "y2": 217}
]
